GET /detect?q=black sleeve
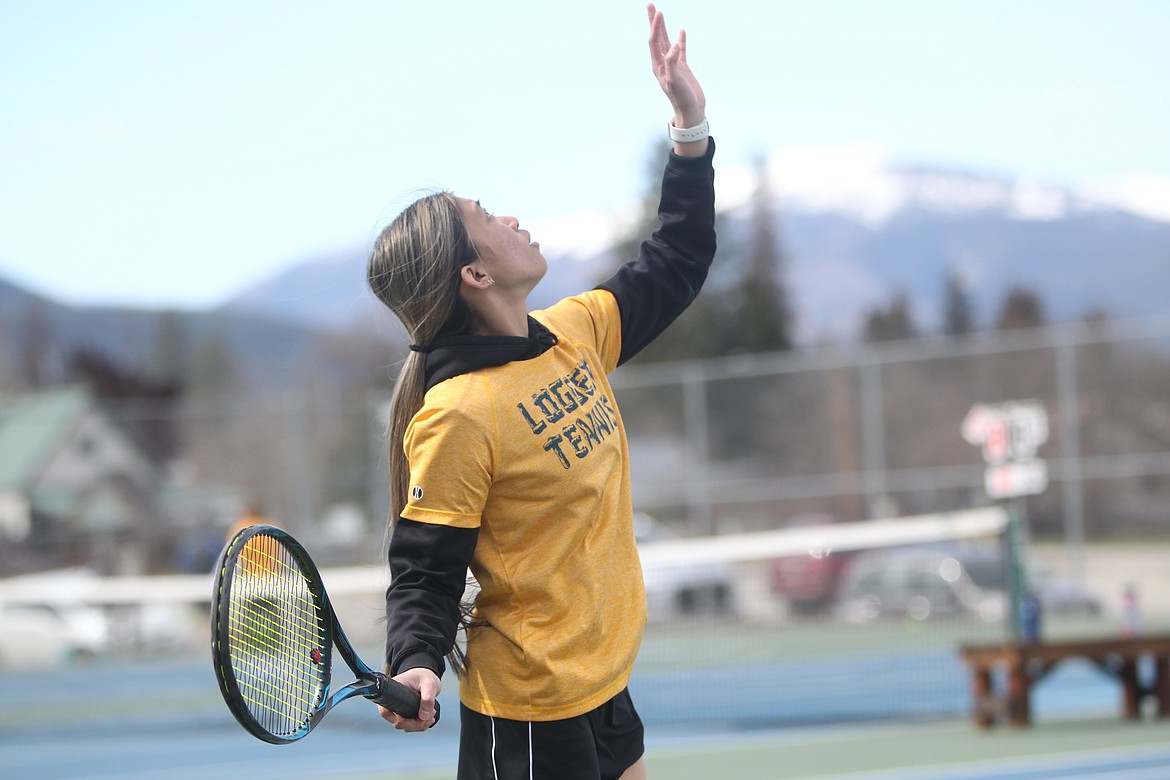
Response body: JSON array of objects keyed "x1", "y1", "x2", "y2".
[
  {"x1": 595, "y1": 139, "x2": 716, "y2": 366},
  {"x1": 384, "y1": 518, "x2": 478, "y2": 678}
]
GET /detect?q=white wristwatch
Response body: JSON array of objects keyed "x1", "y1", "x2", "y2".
[{"x1": 668, "y1": 117, "x2": 710, "y2": 143}]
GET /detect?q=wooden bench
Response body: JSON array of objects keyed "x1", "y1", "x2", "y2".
[{"x1": 958, "y1": 634, "x2": 1170, "y2": 727}]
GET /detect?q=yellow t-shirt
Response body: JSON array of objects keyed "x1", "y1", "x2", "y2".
[{"x1": 400, "y1": 289, "x2": 646, "y2": 721}]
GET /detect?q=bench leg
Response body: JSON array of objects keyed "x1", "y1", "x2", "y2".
[
  {"x1": 1156, "y1": 654, "x2": 1170, "y2": 718},
  {"x1": 971, "y1": 666, "x2": 995, "y2": 728},
  {"x1": 1121, "y1": 659, "x2": 1141, "y2": 719},
  {"x1": 1007, "y1": 662, "x2": 1031, "y2": 726}
]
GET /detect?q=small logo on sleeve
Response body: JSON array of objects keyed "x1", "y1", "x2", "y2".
[{"x1": 411, "y1": 486, "x2": 424, "y2": 501}]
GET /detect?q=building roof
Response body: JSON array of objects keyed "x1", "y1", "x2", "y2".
[{"x1": 0, "y1": 386, "x2": 91, "y2": 489}]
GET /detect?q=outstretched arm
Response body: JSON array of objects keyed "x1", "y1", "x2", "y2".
[
  {"x1": 593, "y1": 5, "x2": 715, "y2": 365},
  {"x1": 648, "y1": 3, "x2": 708, "y2": 158}
]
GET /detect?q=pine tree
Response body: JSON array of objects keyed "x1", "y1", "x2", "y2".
[
  {"x1": 151, "y1": 309, "x2": 190, "y2": 385},
  {"x1": 996, "y1": 286, "x2": 1046, "y2": 330},
  {"x1": 732, "y1": 156, "x2": 794, "y2": 353},
  {"x1": 19, "y1": 299, "x2": 52, "y2": 389},
  {"x1": 942, "y1": 268, "x2": 975, "y2": 338},
  {"x1": 188, "y1": 334, "x2": 239, "y2": 395},
  {"x1": 863, "y1": 291, "x2": 917, "y2": 343}
]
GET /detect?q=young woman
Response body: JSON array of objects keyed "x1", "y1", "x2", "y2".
[{"x1": 368, "y1": 6, "x2": 714, "y2": 778}]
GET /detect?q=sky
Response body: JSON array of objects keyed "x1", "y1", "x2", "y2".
[{"x1": 2, "y1": 0, "x2": 1169, "y2": 309}]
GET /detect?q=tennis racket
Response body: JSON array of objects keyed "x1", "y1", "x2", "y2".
[{"x1": 211, "y1": 524, "x2": 437, "y2": 744}]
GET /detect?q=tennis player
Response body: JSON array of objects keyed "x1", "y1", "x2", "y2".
[{"x1": 369, "y1": 5, "x2": 714, "y2": 778}]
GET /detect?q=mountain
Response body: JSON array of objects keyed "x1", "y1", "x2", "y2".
[
  {"x1": 0, "y1": 279, "x2": 331, "y2": 390},
  {"x1": 785, "y1": 206, "x2": 1170, "y2": 341},
  {"x1": 716, "y1": 151, "x2": 1170, "y2": 341},
  {"x1": 219, "y1": 212, "x2": 621, "y2": 331},
  {"x1": 216, "y1": 249, "x2": 380, "y2": 331},
  {"x1": 222, "y1": 154, "x2": 1170, "y2": 343},
  {"x1": 3, "y1": 153, "x2": 1168, "y2": 392},
  {"x1": 775, "y1": 206, "x2": 1170, "y2": 340}
]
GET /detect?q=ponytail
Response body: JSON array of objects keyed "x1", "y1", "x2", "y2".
[
  {"x1": 368, "y1": 192, "x2": 483, "y2": 678},
  {"x1": 368, "y1": 192, "x2": 474, "y2": 529},
  {"x1": 386, "y1": 352, "x2": 427, "y2": 526}
]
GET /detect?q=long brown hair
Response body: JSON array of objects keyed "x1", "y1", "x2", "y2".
[
  {"x1": 368, "y1": 192, "x2": 475, "y2": 523},
  {"x1": 368, "y1": 192, "x2": 478, "y2": 674}
]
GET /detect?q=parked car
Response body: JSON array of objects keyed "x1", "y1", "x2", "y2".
[
  {"x1": 635, "y1": 513, "x2": 734, "y2": 622},
  {"x1": 833, "y1": 546, "x2": 1008, "y2": 624},
  {"x1": 0, "y1": 601, "x2": 110, "y2": 668},
  {"x1": 833, "y1": 545, "x2": 1103, "y2": 625},
  {"x1": 1027, "y1": 566, "x2": 1103, "y2": 616}
]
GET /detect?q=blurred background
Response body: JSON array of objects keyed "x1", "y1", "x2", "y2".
[{"x1": 1, "y1": 1, "x2": 1169, "y2": 777}]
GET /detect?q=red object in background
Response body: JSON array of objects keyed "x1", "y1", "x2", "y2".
[
  {"x1": 769, "y1": 515, "x2": 854, "y2": 614},
  {"x1": 771, "y1": 548, "x2": 852, "y2": 614}
]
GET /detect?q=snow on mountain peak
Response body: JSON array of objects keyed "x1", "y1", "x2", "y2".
[
  {"x1": 717, "y1": 145, "x2": 906, "y2": 226},
  {"x1": 523, "y1": 146, "x2": 1170, "y2": 263},
  {"x1": 716, "y1": 144, "x2": 1170, "y2": 227},
  {"x1": 1087, "y1": 176, "x2": 1170, "y2": 223}
]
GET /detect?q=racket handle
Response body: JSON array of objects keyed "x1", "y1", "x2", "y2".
[{"x1": 370, "y1": 674, "x2": 441, "y2": 725}]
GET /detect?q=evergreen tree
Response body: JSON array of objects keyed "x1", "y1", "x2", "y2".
[
  {"x1": 20, "y1": 299, "x2": 52, "y2": 389},
  {"x1": 996, "y1": 286, "x2": 1046, "y2": 330},
  {"x1": 863, "y1": 291, "x2": 917, "y2": 343},
  {"x1": 611, "y1": 139, "x2": 671, "y2": 266},
  {"x1": 188, "y1": 334, "x2": 239, "y2": 395},
  {"x1": 151, "y1": 309, "x2": 190, "y2": 385},
  {"x1": 66, "y1": 347, "x2": 182, "y2": 461},
  {"x1": 942, "y1": 268, "x2": 975, "y2": 338},
  {"x1": 732, "y1": 155, "x2": 794, "y2": 353}
]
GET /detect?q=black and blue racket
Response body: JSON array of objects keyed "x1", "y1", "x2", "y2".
[{"x1": 211, "y1": 524, "x2": 436, "y2": 744}]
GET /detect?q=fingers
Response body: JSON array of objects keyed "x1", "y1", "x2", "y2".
[
  {"x1": 647, "y1": 5, "x2": 666, "y2": 70},
  {"x1": 377, "y1": 703, "x2": 437, "y2": 732},
  {"x1": 396, "y1": 712, "x2": 437, "y2": 732},
  {"x1": 647, "y1": 4, "x2": 705, "y2": 129},
  {"x1": 380, "y1": 667, "x2": 441, "y2": 733},
  {"x1": 415, "y1": 695, "x2": 440, "y2": 725},
  {"x1": 649, "y1": 4, "x2": 688, "y2": 76}
]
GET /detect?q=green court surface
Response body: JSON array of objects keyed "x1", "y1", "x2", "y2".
[
  {"x1": 642, "y1": 716, "x2": 1170, "y2": 779},
  {"x1": 358, "y1": 715, "x2": 1170, "y2": 779}
]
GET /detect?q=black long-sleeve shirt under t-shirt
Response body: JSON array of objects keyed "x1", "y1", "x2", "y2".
[{"x1": 383, "y1": 141, "x2": 717, "y2": 708}]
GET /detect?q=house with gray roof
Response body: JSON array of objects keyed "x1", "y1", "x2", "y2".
[{"x1": 0, "y1": 387, "x2": 162, "y2": 575}]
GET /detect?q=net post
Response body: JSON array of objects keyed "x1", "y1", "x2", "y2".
[{"x1": 1002, "y1": 497, "x2": 1031, "y2": 642}]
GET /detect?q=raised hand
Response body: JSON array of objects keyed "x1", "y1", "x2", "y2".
[{"x1": 647, "y1": 3, "x2": 707, "y2": 133}]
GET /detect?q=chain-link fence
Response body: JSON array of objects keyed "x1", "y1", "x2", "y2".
[
  {"x1": 7, "y1": 316, "x2": 1168, "y2": 573},
  {"x1": 6, "y1": 315, "x2": 1170, "y2": 723}
]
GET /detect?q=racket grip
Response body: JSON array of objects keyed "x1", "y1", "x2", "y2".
[{"x1": 371, "y1": 675, "x2": 441, "y2": 725}]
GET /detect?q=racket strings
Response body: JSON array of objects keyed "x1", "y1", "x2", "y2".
[
  {"x1": 230, "y1": 543, "x2": 321, "y2": 730},
  {"x1": 225, "y1": 533, "x2": 328, "y2": 737}
]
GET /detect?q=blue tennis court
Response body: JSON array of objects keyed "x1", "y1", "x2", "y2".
[{"x1": 2, "y1": 639, "x2": 1168, "y2": 780}]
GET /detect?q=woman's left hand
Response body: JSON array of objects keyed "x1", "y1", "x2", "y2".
[{"x1": 647, "y1": 3, "x2": 707, "y2": 132}]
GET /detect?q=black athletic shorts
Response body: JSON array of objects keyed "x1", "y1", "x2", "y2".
[{"x1": 456, "y1": 687, "x2": 645, "y2": 780}]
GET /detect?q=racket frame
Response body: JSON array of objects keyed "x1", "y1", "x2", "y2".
[{"x1": 211, "y1": 524, "x2": 423, "y2": 745}]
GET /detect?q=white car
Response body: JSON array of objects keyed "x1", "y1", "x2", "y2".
[
  {"x1": 635, "y1": 513, "x2": 734, "y2": 622},
  {"x1": 0, "y1": 601, "x2": 110, "y2": 668},
  {"x1": 833, "y1": 547, "x2": 1008, "y2": 624}
]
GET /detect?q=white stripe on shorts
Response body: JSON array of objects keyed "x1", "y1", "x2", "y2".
[
  {"x1": 488, "y1": 716, "x2": 536, "y2": 779},
  {"x1": 490, "y1": 717, "x2": 498, "y2": 779}
]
